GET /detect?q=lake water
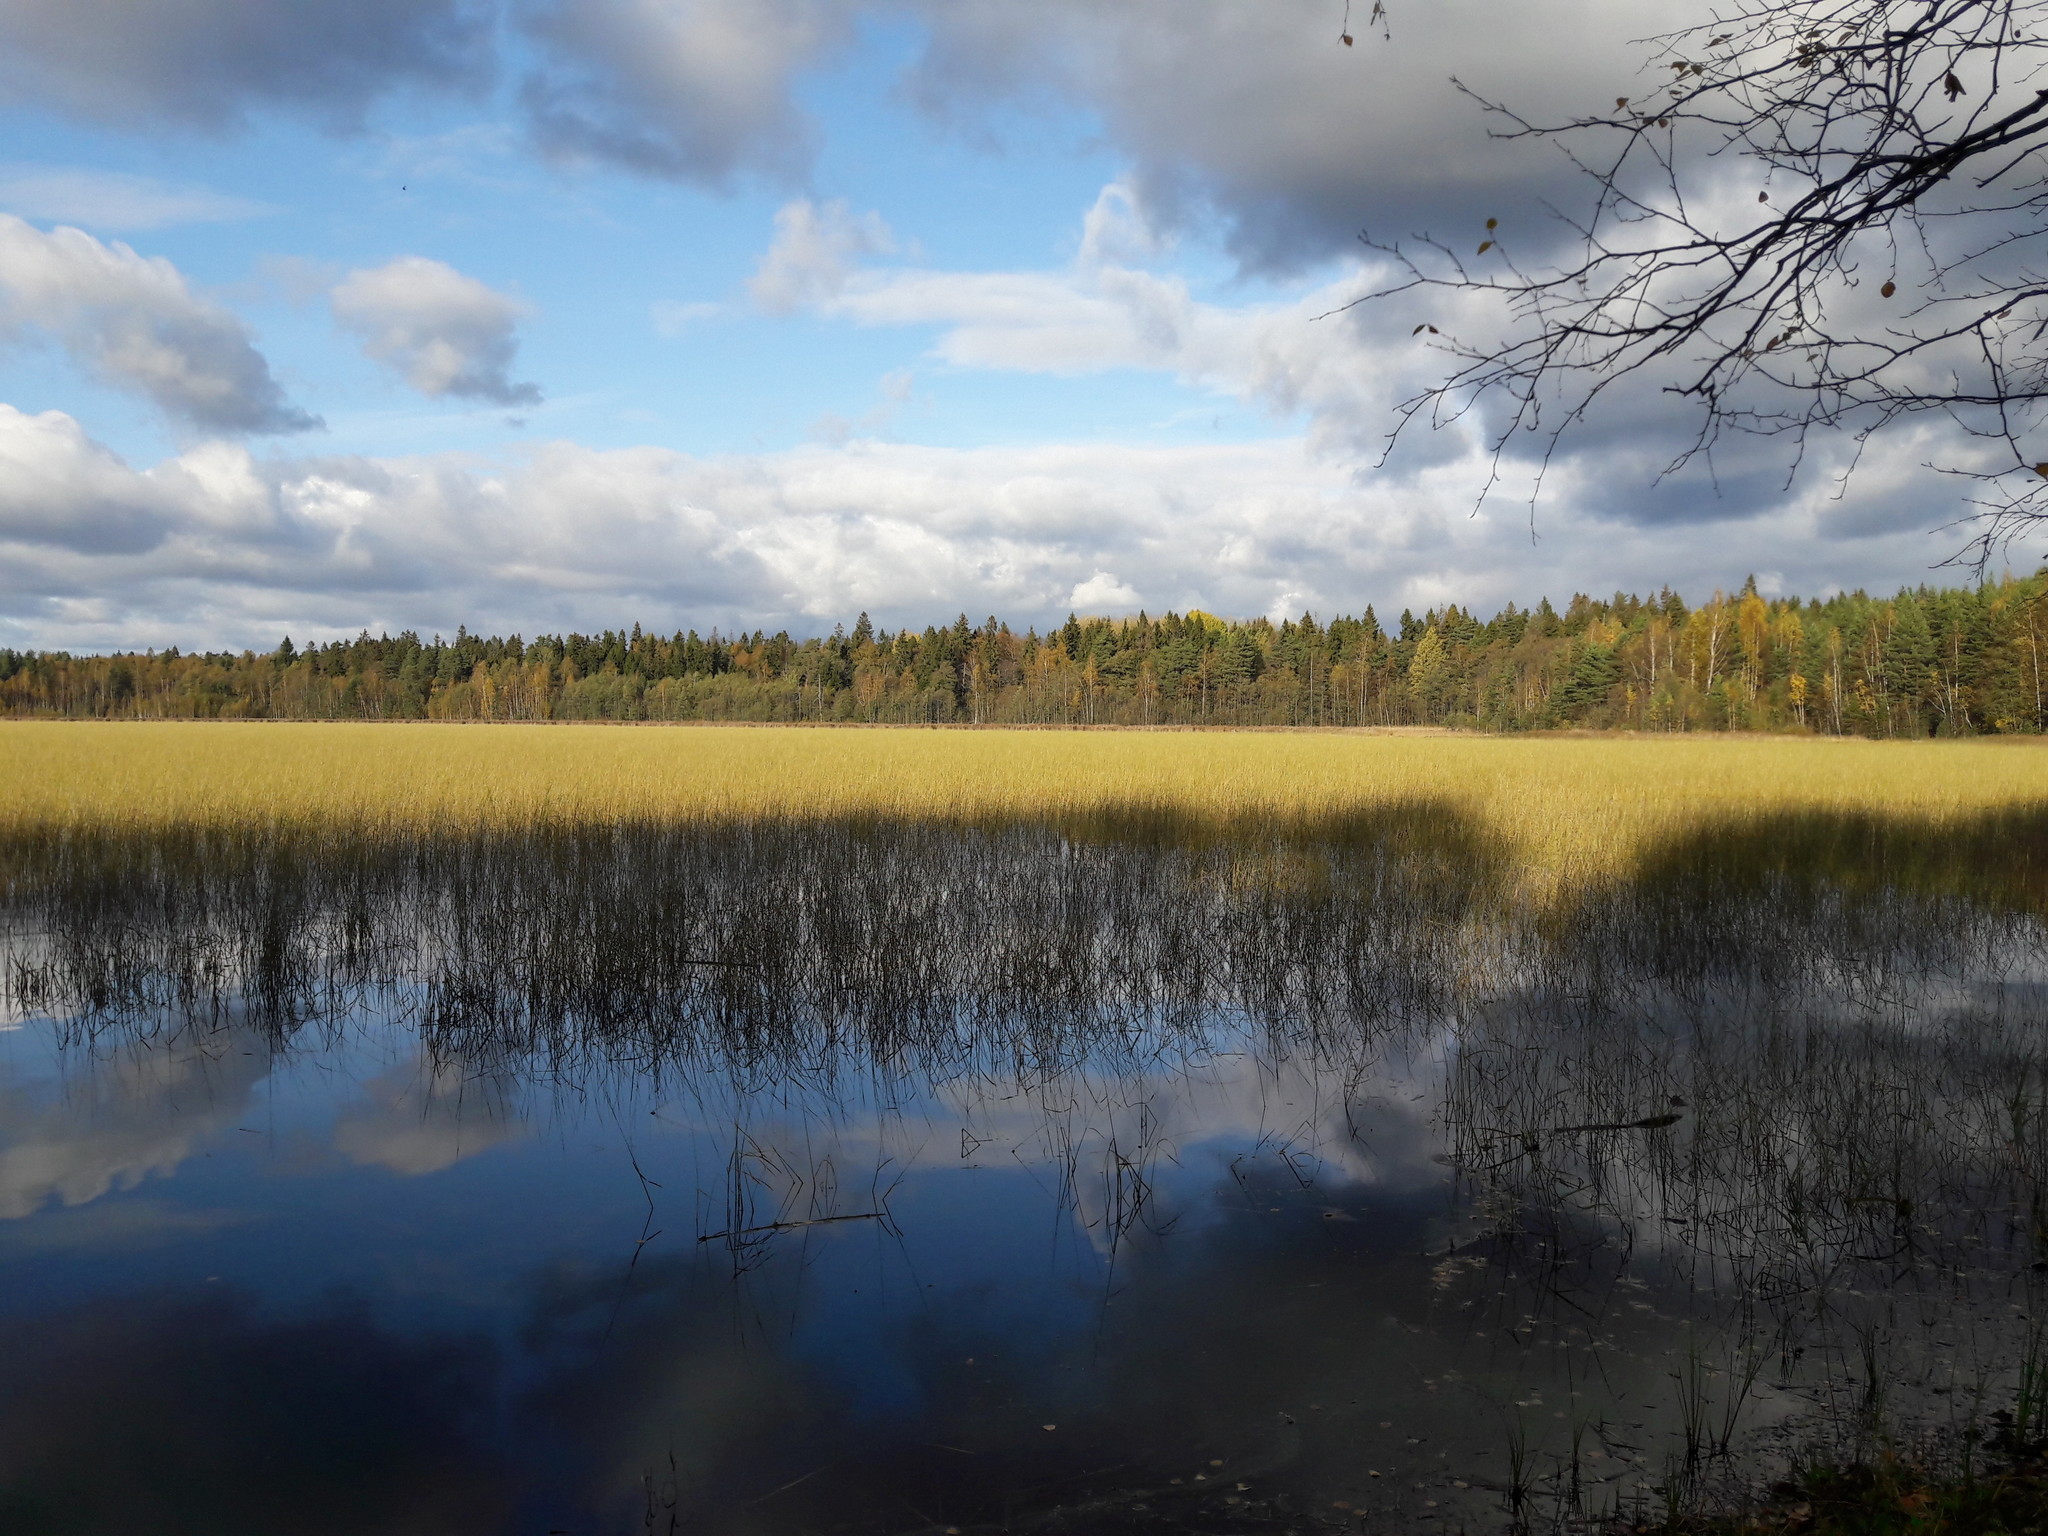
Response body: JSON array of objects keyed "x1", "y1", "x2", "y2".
[{"x1": 1, "y1": 809, "x2": 2043, "y2": 1533}]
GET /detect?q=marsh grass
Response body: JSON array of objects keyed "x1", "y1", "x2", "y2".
[
  {"x1": 1639, "y1": 1417, "x2": 2048, "y2": 1536},
  {"x1": 0, "y1": 801, "x2": 1499, "y2": 1059},
  {"x1": 4, "y1": 721, "x2": 2046, "y2": 887}
]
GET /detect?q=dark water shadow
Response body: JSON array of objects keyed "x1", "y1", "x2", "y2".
[
  {"x1": 0, "y1": 1288, "x2": 508, "y2": 1536},
  {"x1": 1543, "y1": 801, "x2": 2048, "y2": 991}
]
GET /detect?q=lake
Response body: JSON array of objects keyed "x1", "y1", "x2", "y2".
[{"x1": 1, "y1": 806, "x2": 2042, "y2": 1533}]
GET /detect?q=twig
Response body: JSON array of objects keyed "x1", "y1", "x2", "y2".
[{"x1": 697, "y1": 1211, "x2": 886, "y2": 1243}]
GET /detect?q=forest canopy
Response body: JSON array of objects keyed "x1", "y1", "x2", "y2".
[{"x1": 4, "y1": 572, "x2": 2045, "y2": 736}]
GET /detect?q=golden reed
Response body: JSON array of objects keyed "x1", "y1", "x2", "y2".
[{"x1": 4, "y1": 720, "x2": 2041, "y2": 884}]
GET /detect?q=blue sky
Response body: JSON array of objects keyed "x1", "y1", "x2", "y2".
[{"x1": 0, "y1": 0, "x2": 2018, "y2": 649}]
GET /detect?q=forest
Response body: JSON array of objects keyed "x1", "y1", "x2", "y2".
[{"x1": 4, "y1": 572, "x2": 2045, "y2": 735}]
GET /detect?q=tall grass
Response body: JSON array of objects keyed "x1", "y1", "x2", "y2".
[{"x1": 3, "y1": 722, "x2": 2044, "y2": 883}]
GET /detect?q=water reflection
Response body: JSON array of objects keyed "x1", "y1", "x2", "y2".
[
  {"x1": 0, "y1": 1020, "x2": 271, "y2": 1218},
  {"x1": 0, "y1": 805, "x2": 2043, "y2": 1531},
  {"x1": 332, "y1": 1053, "x2": 525, "y2": 1176}
]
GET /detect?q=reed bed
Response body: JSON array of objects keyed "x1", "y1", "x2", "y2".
[{"x1": 3, "y1": 721, "x2": 2044, "y2": 884}]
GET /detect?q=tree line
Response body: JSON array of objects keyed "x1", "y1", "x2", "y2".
[{"x1": 4, "y1": 572, "x2": 2046, "y2": 734}]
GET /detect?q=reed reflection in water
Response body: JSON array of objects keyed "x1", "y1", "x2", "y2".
[{"x1": 0, "y1": 803, "x2": 2043, "y2": 1533}]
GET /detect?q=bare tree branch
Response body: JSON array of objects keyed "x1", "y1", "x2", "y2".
[{"x1": 1349, "y1": 0, "x2": 2048, "y2": 563}]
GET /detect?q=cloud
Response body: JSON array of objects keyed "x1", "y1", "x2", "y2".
[
  {"x1": 750, "y1": 182, "x2": 1894, "y2": 522},
  {"x1": 650, "y1": 299, "x2": 722, "y2": 337},
  {"x1": 830, "y1": 259, "x2": 1403, "y2": 453},
  {"x1": 0, "y1": 408, "x2": 1982, "y2": 653},
  {"x1": 0, "y1": 165, "x2": 274, "y2": 231},
  {"x1": 330, "y1": 256, "x2": 541, "y2": 405},
  {"x1": 749, "y1": 198, "x2": 897, "y2": 315},
  {"x1": 0, "y1": 0, "x2": 492, "y2": 132},
  {"x1": 0, "y1": 405, "x2": 181, "y2": 553},
  {"x1": 902, "y1": 0, "x2": 1683, "y2": 274},
  {"x1": 0, "y1": 0, "x2": 1689, "y2": 283},
  {"x1": 777, "y1": 202, "x2": 1492, "y2": 460},
  {"x1": 1068, "y1": 570, "x2": 1141, "y2": 612},
  {"x1": 1077, "y1": 180, "x2": 1171, "y2": 268},
  {"x1": 0, "y1": 215, "x2": 317, "y2": 433},
  {"x1": 809, "y1": 366, "x2": 914, "y2": 445},
  {"x1": 517, "y1": 0, "x2": 850, "y2": 184},
  {"x1": 0, "y1": 0, "x2": 849, "y2": 191},
  {"x1": 0, "y1": 2, "x2": 1687, "y2": 281}
]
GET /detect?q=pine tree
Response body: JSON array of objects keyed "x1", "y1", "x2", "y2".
[
  {"x1": 1557, "y1": 644, "x2": 1621, "y2": 721},
  {"x1": 1883, "y1": 597, "x2": 1938, "y2": 736}
]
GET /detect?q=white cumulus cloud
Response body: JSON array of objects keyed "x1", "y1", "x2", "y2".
[
  {"x1": 1069, "y1": 570, "x2": 1142, "y2": 612},
  {"x1": 793, "y1": 213, "x2": 1440, "y2": 457},
  {"x1": 0, "y1": 214, "x2": 317, "y2": 433},
  {"x1": 0, "y1": 404, "x2": 181, "y2": 553},
  {"x1": 330, "y1": 255, "x2": 541, "y2": 405},
  {"x1": 0, "y1": 408, "x2": 1979, "y2": 654}
]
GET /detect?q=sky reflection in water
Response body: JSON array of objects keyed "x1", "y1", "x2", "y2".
[{"x1": 0, "y1": 813, "x2": 2043, "y2": 1533}]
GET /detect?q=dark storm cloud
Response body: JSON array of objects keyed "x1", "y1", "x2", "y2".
[
  {"x1": 1561, "y1": 454, "x2": 1805, "y2": 529},
  {"x1": 0, "y1": 0, "x2": 494, "y2": 132},
  {"x1": 0, "y1": 0, "x2": 852, "y2": 189},
  {"x1": 899, "y1": 0, "x2": 1677, "y2": 275},
  {"x1": 0, "y1": 0, "x2": 1678, "y2": 237}
]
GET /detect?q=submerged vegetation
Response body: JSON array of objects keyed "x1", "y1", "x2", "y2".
[
  {"x1": 5, "y1": 571, "x2": 2048, "y2": 733},
  {"x1": 1645, "y1": 1416, "x2": 2048, "y2": 1536}
]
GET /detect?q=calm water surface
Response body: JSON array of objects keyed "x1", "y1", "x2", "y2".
[{"x1": 0, "y1": 810, "x2": 2042, "y2": 1533}]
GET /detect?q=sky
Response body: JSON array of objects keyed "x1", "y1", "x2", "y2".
[{"x1": 0, "y1": 0, "x2": 2029, "y2": 651}]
